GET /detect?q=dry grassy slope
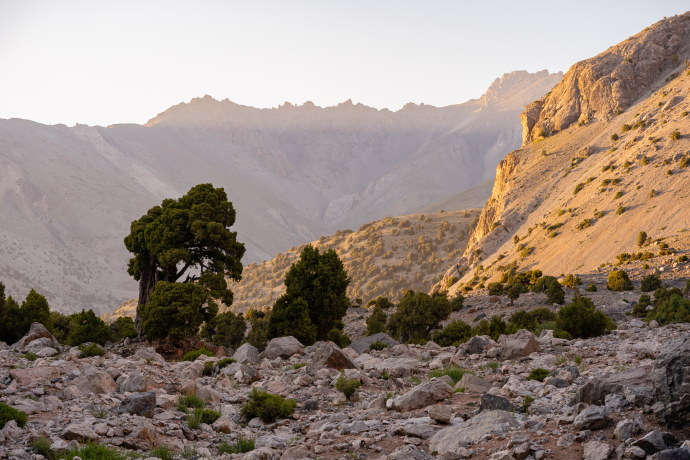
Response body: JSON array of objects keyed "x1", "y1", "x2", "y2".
[
  {"x1": 223, "y1": 209, "x2": 482, "y2": 314},
  {"x1": 447, "y1": 66, "x2": 690, "y2": 294}
]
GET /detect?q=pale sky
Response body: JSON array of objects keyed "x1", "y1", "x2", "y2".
[{"x1": 0, "y1": 0, "x2": 687, "y2": 127}]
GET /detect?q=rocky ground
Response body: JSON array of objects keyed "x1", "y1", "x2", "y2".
[{"x1": 3, "y1": 304, "x2": 690, "y2": 460}]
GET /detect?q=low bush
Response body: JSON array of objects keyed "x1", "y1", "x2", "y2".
[
  {"x1": 608, "y1": 270, "x2": 634, "y2": 291},
  {"x1": 149, "y1": 446, "x2": 175, "y2": 460},
  {"x1": 177, "y1": 394, "x2": 205, "y2": 411},
  {"x1": 555, "y1": 295, "x2": 616, "y2": 338},
  {"x1": 637, "y1": 231, "x2": 647, "y2": 247},
  {"x1": 586, "y1": 282, "x2": 597, "y2": 292},
  {"x1": 431, "y1": 320, "x2": 472, "y2": 347},
  {"x1": 335, "y1": 374, "x2": 361, "y2": 400},
  {"x1": 577, "y1": 219, "x2": 592, "y2": 230},
  {"x1": 562, "y1": 274, "x2": 582, "y2": 288},
  {"x1": 216, "y1": 358, "x2": 236, "y2": 368},
  {"x1": 219, "y1": 436, "x2": 255, "y2": 454},
  {"x1": 547, "y1": 278, "x2": 566, "y2": 305},
  {"x1": 55, "y1": 442, "x2": 130, "y2": 460},
  {"x1": 640, "y1": 274, "x2": 663, "y2": 292},
  {"x1": 450, "y1": 294, "x2": 464, "y2": 312},
  {"x1": 487, "y1": 282, "x2": 504, "y2": 296},
  {"x1": 31, "y1": 438, "x2": 52, "y2": 457},
  {"x1": 110, "y1": 316, "x2": 137, "y2": 341},
  {"x1": 240, "y1": 388, "x2": 296, "y2": 423},
  {"x1": 181, "y1": 349, "x2": 215, "y2": 362},
  {"x1": 369, "y1": 340, "x2": 388, "y2": 351},
  {"x1": 430, "y1": 365, "x2": 472, "y2": 386},
  {"x1": 0, "y1": 402, "x2": 27, "y2": 429},
  {"x1": 365, "y1": 305, "x2": 388, "y2": 336},
  {"x1": 526, "y1": 368, "x2": 549, "y2": 382},
  {"x1": 79, "y1": 343, "x2": 105, "y2": 357},
  {"x1": 522, "y1": 395, "x2": 534, "y2": 413}
]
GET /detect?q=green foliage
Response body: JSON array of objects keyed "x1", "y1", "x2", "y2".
[
  {"x1": 23, "y1": 352, "x2": 37, "y2": 361},
  {"x1": 611, "y1": 133, "x2": 619, "y2": 141},
  {"x1": 576, "y1": 219, "x2": 592, "y2": 230},
  {"x1": 573, "y1": 183, "x2": 585, "y2": 195},
  {"x1": 110, "y1": 317, "x2": 138, "y2": 341},
  {"x1": 181, "y1": 349, "x2": 215, "y2": 362},
  {"x1": 671, "y1": 131, "x2": 681, "y2": 140},
  {"x1": 31, "y1": 437, "x2": 52, "y2": 457},
  {"x1": 366, "y1": 297, "x2": 394, "y2": 310},
  {"x1": 365, "y1": 305, "x2": 388, "y2": 336},
  {"x1": 0, "y1": 285, "x2": 53, "y2": 345},
  {"x1": 638, "y1": 231, "x2": 647, "y2": 247},
  {"x1": 335, "y1": 374, "x2": 361, "y2": 400},
  {"x1": 431, "y1": 320, "x2": 472, "y2": 347},
  {"x1": 527, "y1": 368, "x2": 549, "y2": 382},
  {"x1": 487, "y1": 282, "x2": 504, "y2": 296},
  {"x1": 0, "y1": 402, "x2": 28, "y2": 429},
  {"x1": 555, "y1": 295, "x2": 615, "y2": 338},
  {"x1": 191, "y1": 408, "x2": 220, "y2": 424},
  {"x1": 472, "y1": 316, "x2": 508, "y2": 341},
  {"x1": 216, "y1": 358, "x2": 236, "y2": 368},
  {"x1": 240, "y1": 388, "x2": 296, "y2": 423},
  {"x1": 649, "y1": 294, "x2": 690, "y2": 325},
  {"x1": 633, "y1": 294, "x2": 651, "y2": 317},
  {"x1": 55, "y1": 442, "x2": 133, "y2": 460},
  {"x1": 68, "y1": 309, "x2": 111, "y2": 346},
  {"x1": 150, "y1": 446, "x2": 175, "y2": 460},
  {"x1": 640, "y1": 274, "x2": 663, "y2": 292},
  {"x1": 522, "y1": 395, "x2": 534, "y2": 413},
  {"x1": 369, "y1": 340, "x2": 389, "y2": 351},
  {"x1": 247, "y1": 316, "x2": 268, "y2": 352},
  {"x1": 386, "y1": 291, "x2": 451, "y2": 343},
  {"x1": 51, "y1": 311, "x2": 73, "y2": 344},
  {"x1": 268, "y1": 245, "x2": 350, "y2": 345},
  {"x1": 429, "y1": 365, "x2": 472, "y2": 386},
  {"x1": 202, "y1": 311, "x2": 246, "y2": 349},
  {"x1": 506, "y1": 283, "x2": 521, "y2": 306},
  {"x1": 124, "y1": 183, "x2": 245, "y2": 320},
  {"x1": 178, "y1": 394, "x2": 205, "y2": 410},
  {"x1": 219, "y1": 436, "x2": 255, "y2": 454},
  {"x1": 586, "y1": 282, "x2": 597, "y2": 292},
  {"x1": 325, "y1": 326, "x2": 351, "y2": 348},
  {"x1": 608, "y1": 270, "x2": 634, "y2": 291},
  {"x1": 562, "y1": 274, "x2": 582, "y2": 288},
  {"x1": 141, "y1": 281, "x2": 215, "y2": 342},
  {"x1": 545, "y1": 277, "x2": 565, "y2": 304},
  {"x1": 616, "y1": 203, "x2": 625, "y2": 215},
  {"x1": 506, "y1": 308, "x2": 556, "y2": 334},
  {"x1": 450, "y1": 294, "x2": 464, "y2": 312},
  {"x1": 79, "y1": 343, "x2": 105, "y2": 357}
]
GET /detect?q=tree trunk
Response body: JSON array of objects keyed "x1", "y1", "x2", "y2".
[{"x1": 135, "y1": 254, "x2": 158, "y2": 339}]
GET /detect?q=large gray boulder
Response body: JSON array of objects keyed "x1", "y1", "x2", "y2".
[
  {"x1": 574, "y1": 405, "x2": 610, "y2": 431},
  {"x1": 119, "y1": 373, "x2": 148, "y2": 393},
  {"x1": 362, "y1": 357, "x2": 419, "y2": 378},
  {"x1": 651, "y1": 334, "x2": 690, "y2": 427},
  {"x1": 71, "y1": 367, "x2": 117, "y2": 395},
  {"x1": 456, "y1": 373, "x2": 491, "y2": 394},
  {"x1": 260, "y1": 336, "x2": 304, "y2": 360},
  {"x1": 498, "y1": 329, "x2": 539, "y2": 360},
  {"x1": 467, "y1": 335, "x2": 493, "y2": 355},
  {"x1": 387, "y1": 379, "x2": 452, "y2": 412},
  {"x1": 133, "y1": 347, "x2": 165, "y2": 364},
  {"x1": 13, "y1": 323, "x2": 60, "y2": 349},
  {"x1": 429, "y1": 410, "x2": 520, "y2": 455},
  {"x1": 306, "y1": 341, "x2": 358, "y2": 376},
  {"x1": 62, "y1": 424, "x2": 99, "y2": 442},
  {"x1": 571, "y1": 365, "x2": 651, "y2": 405},
  {"x1": 119, "y1": 392, "x2": 157, "y2": 418},
  {"x1": 234, "y1": 343, "x2": 260, "y2": 364},
  {"x1": 347, "y1": 333, "x2": 398, "y2": 354}
]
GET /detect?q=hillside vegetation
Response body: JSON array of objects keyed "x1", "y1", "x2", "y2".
[{"x1": 226, "y1": 210, "x2": 481, "y2": 314}]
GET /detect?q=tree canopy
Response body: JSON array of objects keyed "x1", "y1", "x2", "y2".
[
  {"x1": 124, "y1": 184, "x2": 245, "y2": 334},
  {"x1": 386, "y1": 291, "x2": 451, "y2": 343}
]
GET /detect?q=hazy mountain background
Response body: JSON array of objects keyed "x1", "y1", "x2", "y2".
[{"x1": 0, "y1": 69, "x2": 561, "y2": 314}]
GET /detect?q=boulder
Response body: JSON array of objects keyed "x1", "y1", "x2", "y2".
[
  {"x1": 62, "y1": 424, "x2": 99, "y2": 443},
  {"x1": 362, "y1": 357, "x2": 418, "y2": 377},
  {"x1": 119, "y1": 373, "x2": 147, "y2": 393},
  {"x1": 133, "y1": 347, "x2": 166, "y2": 364},
  {"x1": 280, "y1": 446, "x2": 310, "y2": 460},
  {"x1": 479, "y1": 394, "x2": 516, "y2": 413},
  {"x1": 583, "y1": 441, "x2": 614, "y2": 460},
  {"x1": 197, "y1": 385, "x2": 221, "y2": 403},
  {"x1": 614, "y1": 418, "x2": 642, "y2": 441},
  {"x1": 498, "y1": 329, "x2": 539, "y2": 360},
  {"x1": 9, "y1": 366, "x2": 60, "y2": 387},
  {"x1": 387, "y1": 379, "x2": 452, "y2": 412},
  {"x1": 234, "y1": 365, "x2": 260, "y2": 384},
  {"x1": 35, "y1": 347, "x2": 58, "y2": 358},
  {"x1": 122, "y1": 420, "x2": 161, "y2": 451},
  {"x1": 456, "y1": 373, "x2": 491, "y2": 394},
  {"x1": 571, "y1": 365, "x2": 650, "y2": 405},
  {"x1": 429, "y1": 410, "x2": 520, "y2": 455},
  {"x1": 428, "y1": 405, "x2": 452, "y2": 424},
  {"x1": 72, "y1": 367, "x2": 117, "y2": 395},
  {"x1": 24, "y1": 338, "x2": 58, "y2": 354},
  {"x1": 307, "y1": 341, "x2": 359, "y2": 376},
  {"x1": 260, "y1": 336, "x2": 304, "y2": 360},
  {"x1": 180, "y1": 378, "x2": 198, "y2": 395},
  {"x1": 13, "y1": 322, "x2": 59, "y2": 349},
  {"x1": 573, "y1": 405, "x2": 610, "y2": 431},
  {"x1": 467, "y1": 335, "x2": 493, "y2": 355},
  {"x1": 118, "y1": 391, "x2": 157, "y2": 418},
  {"x1": 244, "y1": 447, "x2": 278, "y2": 460},
  {"x1": 347, "y1": 333, "x2": 398, "y2": 354},
  {"x1": 651, "y1": 334, "x2": 690, "y2": 427},
  {"x1": 255, "y1": 435, "x2": 285, "y2": 449},
  {"x1": 234, "y1": 343, "x2": 260, "y2": 364},
  {"x1": 393, "y1": 422, "x2": 436, "y2": 439},
  {"x1": 631, "y1": 430, "x2": 673, "y2": 456},
  {"x1": 212, "y1": 415, "x2": 237, "y2": 433},
  {"x1": 181, "y1": 361, "x2": 204, "y2": 380}
]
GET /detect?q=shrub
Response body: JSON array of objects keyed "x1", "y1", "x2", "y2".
[
  {"x1": 611, "y1": 133, "x2": 619, "y2": 141},
  {"x1": 267, "y1": 296, "x2": 317, "y2": 346},
  {"x1": 527, "y1": 368, "x2": 549, "y2": 382},
  {"x1": 326, "y1": 326, "x2": 351, "y2": 348},
  {"x1": 55, "y1": 442, "x2": 130, "y2": 460},
  {"x1": 202, "y1": 311, "x2": 246, "y2": 349},
  {"x1": 216, "y1": 357, "x2": 236, "y2": 368},
  {"x1": 507, "y1": 284, "x2": 522, "y2": 306},
  {"x1": 671, "y1": 131, "x2": 681, "y2": 140},
  {"x1": 178, "y1": 394, "x2": 205, "y2": 410},
  {"x1": 150, "y1": 446, "x2": 175, "y2": 460},
  {"x1": 31, "y1": 437, "x2": 52, "y2": 457},
  {"x1": 431, "y1": 320, "x2": 472, "y2": 347},
  {"x1": 506, "y1": 308, "x2": 556, "y2": 334},
  {"x1": 650, "y1": 294, "x2": 690, "y2": 325},
  {"x1": 614, "y1": 191, "x2": 623, "y2": 199},
  {"x1": 621, "y1": 124, "x2": 631, "y2": 132},
  {"x1": 240, "y1": 388, "x2": 296, "y2": 423},
  {"x1": 547, "y1": 278, "x2": 566, "y2": 305},
  {"x1": 555, "y1": 295, "x2": 615, "y2": 338},
  {"x1": 369, "y1": 340, "x2": 388, "y2": 351},
  {"x1": 335, "y1": 374, "x2": 361, "y2": 400},
  {"x1": 0, "y1": 403, "x2": 27, "y2": 429},
  {"x1": 450, "y1": 294, "x2": 464, "y2": 312},
  {"x1": 79, "y1": 343, "x2": 105, "y2": 357},
  {"x1": 680, "y1": 255, "x2": 688, "y2": 262},
  {"x1": 586, "y1": 282, "x2": 597, "y2": 292},
  {"x1": 638, "y1": 231, "x2": 647, "y2": 247},
  {"x1": 110, "y1": 316, "x2": 137, "y2": 341},
  {"x1": 640, "y1": 274, "x2": 663, "y2": 292},
  {"x1": 219, "y1": 436, "x2": 255, "y2": 454},
  {"x1": 487, "y1": 282, "x2": 504, "y2": 296},
  {"x1": 522, "y1": 395, "x2": 534, "y2": 413},
  {"x1": 574, "y1": 183, "x2": 585, "y2": 195},
  {"x1": 192, "y1": 408, "x2": 220, "y2": 424},
  {"x1": 608, "y1": 270, "x2": 634, "y2": 291},
  {"x1": 68, "y1": 309, "x2": 111, "y2": 346},
  {"x1": 0, "y1": 287, "x2": 53, "y2": 345},
  {"x1": 616, "y1": 203, "x2": 625, "y2": 215},
  {"x1": 387, "y1": 291, "x2": 451, "y2": 343},
  {"x1": 429, "y1": 365, "x2": 471, "y2": 386},
  {"x1": 182, "y1": 349, "x2": 215, "y2": 362},
  {"x1": 562, "y1": 274, "x2": 582, "y2": 288},
  {"x1": 577, "y1": 219, "x2": 592, "y2": 230},
  {"x1": 365, "y1": 305, "x2": 387, "y2": 336},
  {"x1": 141, "y1": 282, "x2": 215, "y2": 342},
  {"x1": 247, "y1": 316, "x2": 268, "y2": 352}
]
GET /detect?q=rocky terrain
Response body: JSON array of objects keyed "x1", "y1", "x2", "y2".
[
  {"x1": 0, "y1": 70, "x2": 559, "y2": 316},
  {"x1": 4, "y1": 297, "x2": 690, "y2": 460},
  {"x1": 439, "y1": 12, "x2": 690, "y2": 294}
]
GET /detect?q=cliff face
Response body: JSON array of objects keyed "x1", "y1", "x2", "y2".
[{"x1": 522, "y1": 13, "x2": 690, "y2": 145}]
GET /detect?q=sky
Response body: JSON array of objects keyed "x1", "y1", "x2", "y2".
[{"x1": 0, "y1": 0, "x2": 688, "y2": 127}]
